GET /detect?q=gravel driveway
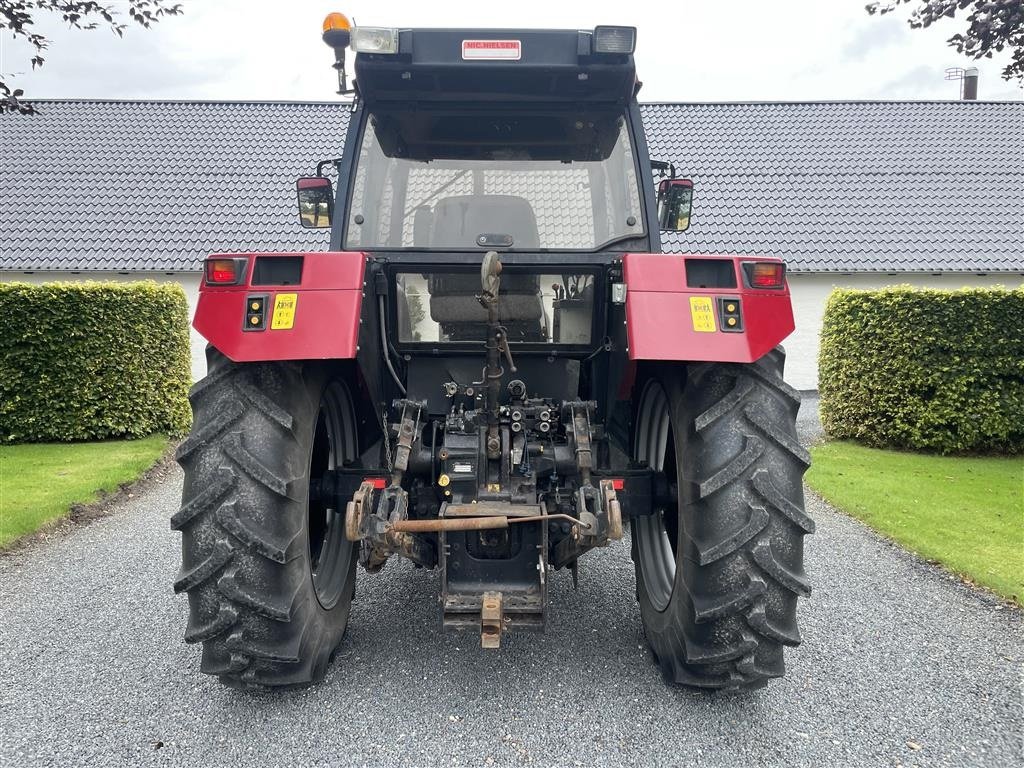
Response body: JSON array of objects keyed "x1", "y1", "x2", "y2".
[{"x1": 2, "y1": 396, "x2": 1021, "y2": 768}]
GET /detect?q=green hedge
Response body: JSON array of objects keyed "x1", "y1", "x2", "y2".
[
  {"x1": 0, "y1": 281, "x2": 192, "y2": 443},
  {"x1": 819, "y1": 286, "x2": 1024, "y2": 454}
]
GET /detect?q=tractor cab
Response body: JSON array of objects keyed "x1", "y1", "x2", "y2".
[
  {"x1": 302, "y1": 23, "x2": 663, "y2": 258},
  {"x1": 294, "y1": 22, "x2": 677, "y2": 372}
]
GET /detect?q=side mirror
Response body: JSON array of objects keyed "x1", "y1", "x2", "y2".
[
  {"x1": 297, "y1": 177, "x2": 334, "y2": 229},
  {"x1": 658, "y1": 178, "x2": 693, "y2": 231}
]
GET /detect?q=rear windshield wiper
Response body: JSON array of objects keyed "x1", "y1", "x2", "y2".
[
  {"x1": 402, "y1": 170, "x2": 472, "y2": 217},
  {"x1": 593, "y1": 231, "x2": 647, "y2": 252}
]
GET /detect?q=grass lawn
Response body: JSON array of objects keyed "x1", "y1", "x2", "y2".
[
  {"x1": 0, "y1": 436, "x2": 168, "y2": 548},
  {"x1": 806, "y1": 441, "x2": 1023, "y2": 603}
]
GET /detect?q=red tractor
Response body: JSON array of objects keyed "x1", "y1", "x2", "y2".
[{"x1": 174, "y1": 15, "x2": 812, "y2": 690}]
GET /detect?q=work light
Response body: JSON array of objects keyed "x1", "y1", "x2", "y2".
[
  {"x1": 593, "y1": 26, "x2": 636, "y2": 54},
  {"x1": 351, "y1": 26, "x2": 400, "y2": 54}
]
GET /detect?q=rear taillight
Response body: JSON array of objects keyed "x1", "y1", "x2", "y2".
[
  {"x1": 205, "y1": 257, "x2": 247, "y2": 285},
  {"x1": 743, "y1": 261, "x2": 786, "y2": 289}
]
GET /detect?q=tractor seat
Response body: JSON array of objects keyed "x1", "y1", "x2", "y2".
[
  {"x1": 427, "y1": 271, "x2": 547, "y2": 343},
  {"x1": 431, "y1": 195, "x2": 540, "y2": 249}
]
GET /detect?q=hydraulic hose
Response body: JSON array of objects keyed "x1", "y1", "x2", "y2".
[{"x1": 378, "y1": 295, "x2": 407, "y2": 395}]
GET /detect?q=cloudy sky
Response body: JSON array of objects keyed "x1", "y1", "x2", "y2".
[{"x1": 2, "y1": 0, "x2": 1021, "y2": 103}]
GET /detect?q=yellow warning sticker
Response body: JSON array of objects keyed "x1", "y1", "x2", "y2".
[
  {"x1": 689, "y1": 296, "x2": 717, "y2": 333},
  {"x1": 271, "y1": 293, "x2": 298, "y2": 330}
]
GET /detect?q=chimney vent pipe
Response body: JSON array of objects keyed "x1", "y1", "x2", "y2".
[{"x1": 963, "y1": 67, "x2": 979, "y2": 100}]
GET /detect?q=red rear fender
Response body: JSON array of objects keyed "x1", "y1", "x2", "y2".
[
  {"x1": 622, "y1": 253, "x2": 795, "y2": 363},
  {"x1": 193, "y1": 252, "x2": 367, "y2": 362}
]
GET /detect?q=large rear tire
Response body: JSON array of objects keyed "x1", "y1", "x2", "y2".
[
  {"x1": 631, "y1": 348, "x2": 813, "y2": 690},
  {"x1": 173, "y1": 349, "x2": 358, "y2": 688}
]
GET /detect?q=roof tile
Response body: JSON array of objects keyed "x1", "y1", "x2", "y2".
[{"x1": 1, "y1": 99, "x2": 1021, "y2": 273}]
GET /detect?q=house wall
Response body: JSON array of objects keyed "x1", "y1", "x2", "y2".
[
  {"x1": 787, "y1": 273, "x2": 1022, "y2": 389},
  {"x1": 5, "y1": 271, "x2": 1020, "y2": 390}
]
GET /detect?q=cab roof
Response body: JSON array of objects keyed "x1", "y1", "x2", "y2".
[{"x1": 354, "y1": 28, "x2": 637, "y2": 106}]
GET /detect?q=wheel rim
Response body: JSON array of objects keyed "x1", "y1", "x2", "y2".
[
  {"x1": 307, "y1": 380, "x2": 357, "y2": 610},
  {"x1": 633, "y1": 379, "x2": 679, "y2": 612}
]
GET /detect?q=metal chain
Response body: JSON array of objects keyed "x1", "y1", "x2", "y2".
[{"x1": 380, "y1": 405, "x2": 394, "y2": 473}]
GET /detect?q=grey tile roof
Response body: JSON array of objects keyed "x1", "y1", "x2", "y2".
[
  {"x1": 2, "y1": 99, "x2": 1021, "y2": 273},
  {"x1": 2, "y1": 101, "x2": 349, "y2": 272},
  {"x1": 645, "y1": 101, "x2": 1024, "y2": 272}
]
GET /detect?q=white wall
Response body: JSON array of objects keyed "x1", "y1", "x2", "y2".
[
  {"x1": 5, "y1": 270, "x2": 1021, "y2": 389},
  {"x1": 786, "y1": 273, "x2": 1023, "y2": 390},
  {"x1": 2, "y1": 271, "x2": 206, "y2": 380}
]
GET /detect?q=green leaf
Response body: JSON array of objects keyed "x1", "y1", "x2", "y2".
[
  {"x1": 818, "y1": 285, "x2": 1024, "y2": 455},
  {"x1": 0, "y1": 281, "x2": 192, "y2": 443}
]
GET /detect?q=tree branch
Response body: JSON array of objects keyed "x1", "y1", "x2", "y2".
[
  {"x1": 865, "y1": 0, "x2": 1023, "y2": 82},
  {"x1": 0, "y1": 0, "x2": 183, "y2": 113}
]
